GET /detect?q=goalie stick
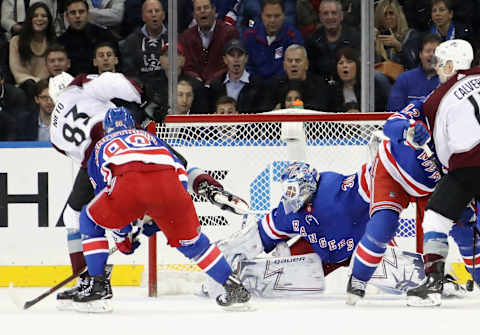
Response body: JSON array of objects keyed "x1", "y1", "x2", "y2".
[{"x1": 10, "y1": 246, "x2": 118, "y2": 310}]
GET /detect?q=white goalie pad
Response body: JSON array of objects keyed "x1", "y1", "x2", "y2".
[
  {"x1": 216, "y1": 223, "x2": 265, "y2": 268},
  {"x1": 239, "y1": 253, "x2": 325, "y2": 297},
  {"x1": 368, "y1": 246, "x2": 425, "y2": 294}
]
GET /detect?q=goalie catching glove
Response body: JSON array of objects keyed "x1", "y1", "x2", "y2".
[{"x1": 189, "y1": 168, "x2": 250, "y2": 215}]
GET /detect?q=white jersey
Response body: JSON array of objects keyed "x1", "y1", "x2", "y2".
[
  {"x1": 50, "y1": 72, "x2": 142, "y2": 166},
  {"x1": 423, "y1": 68, "x2": 480, "y2": 170}
]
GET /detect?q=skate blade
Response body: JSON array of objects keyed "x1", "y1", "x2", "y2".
[
  {"x1": 56, "y1": 299, "x2": 74, "y2": 311},
  {"x1": 406, "y1": 293, "x2": 441, "y2": 307},
  {"x1": 221, "y1": 302, "x2": 256, "y2": 312},
  {"x1": 74, "y1": 300, "x2": 113, "y2": 313},
  {"x1": 345, "y1": 293, "x2": 362, "y2": 306}
]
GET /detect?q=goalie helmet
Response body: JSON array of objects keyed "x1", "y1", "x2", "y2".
[
  {"x1": 432, "y1": 39, "x2": 473, "y2": 74},
  {"x1": 103, "y1": 107, "x2": 135, "y2": 134},
  {"x1": 280, "y1": 162, "x2": 319, "y2": 214}
]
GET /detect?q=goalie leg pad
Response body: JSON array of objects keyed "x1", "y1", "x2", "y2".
[
  {"x1": 239, "y1": 253, "x2": 325, "y2": 297},
  {"x1": 216, "y1": 223, "x2": 265, "y2": 268}
]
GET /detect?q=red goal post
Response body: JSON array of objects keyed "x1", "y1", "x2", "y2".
[{"x1": 146, "y1": 111, "x2": 424, "y2": 297}]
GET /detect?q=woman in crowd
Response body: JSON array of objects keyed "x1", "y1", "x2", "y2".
[
  {"x1": 9, "y1": 2, "x2": 55, "y2": 104},
  {"x1": 374, "y1": 0, "x2": 420, "y2": 71},
  {"x1": 333, "y1": 47, "x2": 390, "y2": 113}
]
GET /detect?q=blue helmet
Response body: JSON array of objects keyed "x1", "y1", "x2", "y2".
[
  {"x1": 280, "y1": 162, "x2": 319, "y2": 214},
  {"x1": 103, "y1": 107, "x2": 135, "y2": 134}
]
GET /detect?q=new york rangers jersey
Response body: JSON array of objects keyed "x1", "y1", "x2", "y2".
[
  {"x1": 258, "y1": 165, "x2": 371, "y2": 264},
  {"x1": 381, "y1": 100, "x2": 441, "y2": 197},
  {"x1": 50, "y1": 72, "x2": 142, "y2": 167},
  {"x1": 88, "y1": 129, "x2": 187, "y2": 194}
]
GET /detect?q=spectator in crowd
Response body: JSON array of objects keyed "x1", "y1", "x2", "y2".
[
  {"x1": 340, "y1": 0, "x2": 361, "y2": 28},
  {"x1": 0, "y1": 67, "x2": 28, "y2": 140},
  {"x1": 148, "y1": 43, "x2": 208, "y2": 115},
  {"x1": 271, "y1": 44, "x2": 334, "y2": 112},
  {"x1": 1, "y1": 0, "x2": 57, "y2": 40},
  {"x1": 85, "y1": 0, "x2": 124, "y2": 38},
  {"x1": 275, "y1": 79, "x2": 304, "y2": 109},
  {"x1": 9, "y1": 2, "x2": 56, "y2": 104},
  {"x1": 176, "y1": 79, "x2": 194, "y2": 115},
  {"x1": 16, "y1": 78, "x2": 53, "y2": 141},
  {"x1": 306, "y1": 0, "x2": 360, "y2": 85},
  {"x1": 93, "y1": 42, "x2": 118, "y2": 74},
  {"x1": 397, "y1": 0, "x2": 431, "y2": 32},
  {"x1": 179, "y1": 0, "x2": 239, "y2": 84},
  {"x1": 387, "y1": 33, "x2": 441, "y2": 112},
  {"x1": 429, "y1": 0, "x2": 475, "y2": 49},
  {"x1": 296, "y1": 0, "x2": 320, "y2": 38},
  {"x1": 244, "y1": 0, "x2": 304, "y2": 82},
  {"x1": 331, "y1": 47, "x2": 389, "y2": 113},
  {"x1": 215, "y1": 95, "x2": 238, "y2": 114},
  {"x1": 235, "y1": 0, "x2": 298, "y2": 37},
  {"x1": 121, "y1": 0, "x2": 167, "y2": 88},
  {"x1": 374, "y1": 0, "x2": 420, "y2": 71},
  {"x1": 208, "y1": 38, "x2": 270, "y2": 114},
  {"x1": 58, "y1": 0, "x2": 119, "y2": 76},
  {"x1": 45, "y1": 43, "x2": 71, "y2": 77}
]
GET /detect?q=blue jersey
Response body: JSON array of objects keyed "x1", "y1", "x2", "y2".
[
  {"x1": 258, "y1": 165, "x2": 371, "y2": 264},
  {"x1": 87, "y1": 129, "x2": 187, "y2": 194},
  {"x1": 381, "y1": 99, "x2": 441, "y2": 197}
]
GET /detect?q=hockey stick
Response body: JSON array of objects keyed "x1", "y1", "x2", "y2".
[{"x1": 10, "y1": 245, "x2": 118, "y2": 310}]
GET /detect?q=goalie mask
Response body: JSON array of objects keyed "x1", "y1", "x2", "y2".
[
  {"x1": 103, "y1": 107, "x2": 135, "y2": 134},
  {"x1": 280, "y1": 162, "x2": 319, "y2": 214}
]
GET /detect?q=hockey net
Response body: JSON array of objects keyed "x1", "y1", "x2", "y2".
[{"x1": 147, "y1": 111, "x2": 422, "y2": 296}]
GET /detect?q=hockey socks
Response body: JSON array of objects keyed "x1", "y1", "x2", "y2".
[
  {"x1": 352, "y1": 210, "x2": 399, "y2": 282},
  {"x1": 451, "y1": 224, "x2": 480, "y2": 283},
  {"x1": 82, "y1": 237, "x2": 109, "y2": 276},
  {"x1": 177, "y1": 233, "x2": 232, "y2": 285}
]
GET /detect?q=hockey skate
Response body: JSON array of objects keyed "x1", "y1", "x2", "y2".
[
  {"x1": 56, "y1": 272, "x2": 90, "y2": 311},
  {"x1": 442, "y1": 274, "x2": 466, "y2": 298},
  {"x1": 346, "y1": 275, "x2": 367, "y2": 306},
  {"x1": 406, "y1": 266, "x2": 444, "y2": 307},
  {"x1": 73, "y1": 274, "x2": 113, "y2": 313},
  {"x1": 216, "y1": 275, "x2": 252, "y2": 310}
]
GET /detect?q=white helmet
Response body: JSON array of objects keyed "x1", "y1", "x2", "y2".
[
  {"x1": 433, "y1": 39, "x2": 473, "y2": 72},
  {"x1": 48, "y1": 72, "x2": 74, "y2": 104}
]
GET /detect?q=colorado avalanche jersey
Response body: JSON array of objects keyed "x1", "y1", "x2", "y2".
[
  {"x1": 50, "y1": 72, "x2": 142, "y2": 167},
  {"x1": 258, "y1": 165, "x2": 371, "y2": 264},
  {"x1": 422, "y1": 67, "x2": 480, "y2": 170},
  {"x1": 381, "y1": 100, "x2": 441, "y2": 197},
  {"x1": 87, "y1": 129, "x2": 187, "y2": 194}
]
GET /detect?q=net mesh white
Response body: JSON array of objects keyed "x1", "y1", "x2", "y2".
[{"x1": 149, "y1": 112, "x2": 418, "y2": 291}]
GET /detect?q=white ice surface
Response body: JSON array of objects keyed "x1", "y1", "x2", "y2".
[{"x1": 2, "y1": 284, "x2": 479, "y2": 335}]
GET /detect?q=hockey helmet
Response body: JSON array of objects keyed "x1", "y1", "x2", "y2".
[
  {"x1": 103, "y1": 107, "x2": 135, "y2": 134},
  {"x1": 432, "y1": 39, "x2": 473, "y2": 74},
  {"x1": 280, "y1": 162, "x2": 319, "y2": 214}
]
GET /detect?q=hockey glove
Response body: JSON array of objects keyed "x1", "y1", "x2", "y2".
[
  {"x1": 112, "y1": 225, "x2": 141, "y2": 255},
  {"x1": 203, "y1": 186, "x2": 250, "y2": 215},
  {"x1": 407, "y1": 121, "x2": 431, "y2": 147}
]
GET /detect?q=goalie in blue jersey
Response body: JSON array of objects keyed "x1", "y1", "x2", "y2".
[{"x1": 202, "y1": 161, "x2": 472, "y2": 300}]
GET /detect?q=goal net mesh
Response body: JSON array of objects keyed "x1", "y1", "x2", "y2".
[{"x1": 148, "y1": 112, "x2": 419, "y2": 295}]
